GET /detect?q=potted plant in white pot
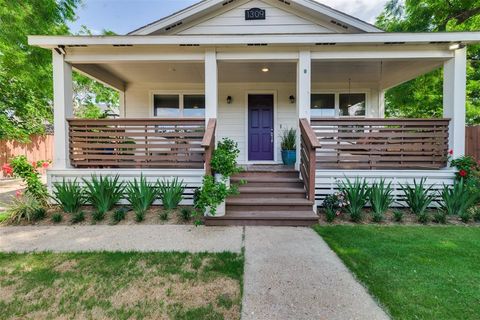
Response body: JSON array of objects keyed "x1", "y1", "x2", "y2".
[
  {"x1": 194, "y1": 175, "x2": 237, "y2": 217},
  {"x1": 281, "y1": 128, "x2": 297, "y2": 166},
  {"x1": 210, "y1": 138, "x2": 242, "y2": 187}
]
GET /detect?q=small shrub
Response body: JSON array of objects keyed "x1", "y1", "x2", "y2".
[
  {"x1": 459, "y1": 211, "x2": 471, "y2": 223},
  {"x1": 322, "y1": 193, "x2": 343, "y2": 223},
  {"x1": 400, "y1": 178, "x2": 435, "y2": 217},
  {"x1": 211, "y1": 138, "x2": 242, "y2": 177},
  {"x1": 52, "y1": 179, "x2": 85, "y2": 213},
  {"x1": 158, "y1": 178, "x2": 185, "y2": 210},
  {"x1": 92, "y1": 210, "x2": 106, "y2": 222},
  {"x1": 159, "y1": 210, "x2": 170, "y2": 221},
  {"x1": 473, "y1": 207, "x2": 480, "y2": 222},
  {"x1": 433, "y1": 211, "x2": 447, "y2": 224},
  {"x1": 32, "y1": 207, "x2": 46, "y2": 221},
  {"x1": 6, "y1": 156, "x2": 49, "y2": 203},
  {"x1": 83, "y1": 175, "x2": 124, "y2": 216},
  {"x1": 126, "y1": 175, "x2": 157, "y2": 220},
  {"x1": 371, "y1": 212, "x2": 384, "y2": 223},
  {"x1": 51, "y1": 213, "x2": 63, "y2": 223},
  {"x1": 179, "y1": 207, "x2": 193, "y2": 222},
  {"x1": 112, "y1": 207, "x2": 129, "y2": 223},
  {"x1": 393, "y1": 210, "x2": 404, "y2": 222},
  {"x1": 418, "y1": 212, "x2": 430, "y2": 224},
  {"x1": 369, "y1": 179, "x2": 394, "y2": 219},
  {"x1": 194, "y1": 176, "x2": 236, "y2": 216},
  {"x1": 338, "y1": 178, "x2": 370, "y2": 222},
  {"x1": 439, "y1": 179, "x2": 478, "y2": 217},
  {"x1": 3, "y1": 193, "x2": 44, "y2": 224},
  {"x1": 71, "y1": 211, "x2": 85, "y2": 224}
]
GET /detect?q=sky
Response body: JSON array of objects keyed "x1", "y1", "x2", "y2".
[{"x1": 69, "y1": 0, "x2": 389, "y2": 35}]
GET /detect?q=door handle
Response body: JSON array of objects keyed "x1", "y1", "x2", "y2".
[{"x1": 270, "y1": 129, "x2": 274, "y2": 143}]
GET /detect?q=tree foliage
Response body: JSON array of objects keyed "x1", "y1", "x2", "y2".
[{"x1": 376, "y1": 0, "x2": 480, "y2": 124}]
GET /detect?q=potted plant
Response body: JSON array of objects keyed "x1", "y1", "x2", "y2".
[
  {"x1": 210, "y1": 138, "x2": 242, "y2": 186},
  {"x1": 281, "y1": 128, "x2": 297, "y2": 166},
  {"x1": 194, "y1": 175, "x2": 237, "y2": 217}
]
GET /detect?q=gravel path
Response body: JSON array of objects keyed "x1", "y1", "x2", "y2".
[
  {"x1": 0, "y1": 225, "x2": 389, "y2": 319},
  {"x1": 242, "y1": 227, "x2": 390, "y2": 320},
  {"x1": 0, "y1": 225, "x2": 243, "y2": 253}
]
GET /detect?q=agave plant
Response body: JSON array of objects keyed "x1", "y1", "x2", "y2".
[
  {"x1": 83, "y1": 175, "x2": 125, "y2": 219},
  {"x1": 157, "y1": 178, "x2": 185, "y2": 210},
  {"x1": 439, "y1": 179, "x2": 478, "y2": 217},
  {"x1": 338, "y1": 177, "x2": 370, "y2": 222},
  {"x1": 52, "y1": 178, "x2": 85, "y2": 213},
  {"x1": 369, "y1": 179, "x2": 394, "y2": 222},
  {"x1": 126, "y1": 175, "x2": 157, "y2": 222},
  {"x1": 400, "y1": 178, "x2": 435, "y2": 217}
]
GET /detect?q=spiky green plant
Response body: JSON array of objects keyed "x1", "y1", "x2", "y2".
[
  {"x1": 369, "y1": 179, "x2": 394, "y2": 222},
  {"x1": 3, "y1": 193, "x2": 44, "y2": 224},
  {"x1": 52, "y1": 178, "x2": 85, "y2": 213},
  {"x1": 157, "y1": 178, "x2": 185, "y2": 210},
  {"x1": 400, "y1": 178, "x2": 435, "y2": 217},
  {"x1": 83, "y1": 175, "x2": 124, "y2": 216},
  {"x1": 439, "y1": 179, "x2": 478, "y2": 217},
  {"x1": 338, "y1": 177, "x2": 370, "y2": 222},
  {"x1": 126, "y1": 175, "x2": 157, "y2": 219}
]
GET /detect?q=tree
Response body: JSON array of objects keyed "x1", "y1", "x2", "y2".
[
  {"x1": 0, "y1": 0, "x2": 81, "y2": 141},
  {"x1": 376, "y1": 0, "x2": 480, "y2": 124}
]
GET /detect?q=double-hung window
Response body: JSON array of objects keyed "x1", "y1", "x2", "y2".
[{"x1": 153, "y1": 93, "x2": 205, "y2": 118}]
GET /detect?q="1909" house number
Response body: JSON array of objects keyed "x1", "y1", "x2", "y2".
[{"x1": 245, "y1": 8, "x2": 266, "y2": 20}]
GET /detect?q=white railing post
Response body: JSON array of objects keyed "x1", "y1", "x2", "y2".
[
  {"x1": 296, "y1": 50, "x2": 311, "y2": 170},
  {"x1": 443, "y1": 47, "x2": 467, "y2": 158},
  {"x1": 205, "y1": 48, "x2": 218, "y2": 124},
  {"x1": 52, "y1": 50, "x2": 73, "y2": 169}
]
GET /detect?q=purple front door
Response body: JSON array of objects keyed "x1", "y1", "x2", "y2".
[{"x1": 248, "y1": 94, "x2": 274, "y2": 161}]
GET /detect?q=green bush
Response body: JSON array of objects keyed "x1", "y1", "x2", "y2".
[
  {"x1": 460, "y1": 211, "x2": 472, "y2": 223},
  {"x1": 71, "y1": 211, "x2": 85, "y2": 224},
  {"x1": 126, "y1": 175, "x2": 157, "y2": 219},
  {"x1": 194, "y1": 175, "x2": 236, "y2": 216},
  {"x1": 211, "y1": 138, "x2": 242, "y2": 177},
  {"x1": 417, "y1": 212, "x2": 430, "y2": 224},
  {"x1": 439, "y1": 179, "x2": 478, "y2": 217},
  {"x1": 393, "y1": 210, "x2": 404, "y2": 222},
  {"x1": 179, "y1": 207, "x2": 193, "y2": 222},
  {"x1": 322, "y1": 193, "x2": 342, "y2": 222},
  {"x1": 338, "y1": 178, "x2": 370, "y2": 222},
  {"x1": 32, "y1": 207, "x2": 46, "y2": 221},
  {"x1": 369, "y1": 179, "x2": 394, "y2": 222},
  {"x1": 51, "y1": 213, "x2": 62, "y2": 223},
  {"x1": 112, "y1": 207, "x2": 129, "y2": 223},
  {"x1": 473, "y1": 207, "x2": 480, "y2": 222},
  {"x1": 8, "y1": 156, "x2": 49, "y2": 203},
  {"x1": 433, "y1": 211, "x2": 447, "y2": 224},
  {"x1": 3, "y1": 193, "x2": 45, "y2": 224},
  {"x1": 92, "y1": 210, "x2": 106, "y2": 222},
  {"x1": 157, "y1": 178, "x2": 185, "y2": 210},
  {"x1": 52, "y1": 179, "x2": 85, "y2": 213},
  {"x1": 83, "y1": 175, "x2": 124, "y2": 216},
  {"x1": 159, "y1": 210, "x2": 170, "y2": 221},
  {"x1": 400, "y1": 178, "x2": 435, "y2": 217}
]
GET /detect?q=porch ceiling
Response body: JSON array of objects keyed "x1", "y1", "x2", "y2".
[{"x1": 75, "y1": 59, "x2": 444, "y2": 88}]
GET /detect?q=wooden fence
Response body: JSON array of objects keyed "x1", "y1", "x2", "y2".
[
  {"x1": 0, "y1": 134, "x2": 53, "y2": 166},
  {"x1": 466, "y1": 126, "x2": 480, "y2": 161}
]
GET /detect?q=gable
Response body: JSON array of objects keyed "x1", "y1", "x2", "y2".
[{"x1": 130, "y1": 0, "x2": 382, "y2": 36}]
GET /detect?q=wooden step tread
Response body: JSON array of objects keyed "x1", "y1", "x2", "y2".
[
  {"x1": 232, "y1": 176, "x2": 302, "y2": 183},
  {"x1": 209, "y1": 211, "x2": 318, "y2": 220},
  {"x1": 237, "y1": 187, "x2": 306, "y2": 194},
  {"x1": 227, "y1": 198, "x2": 314, "y2": 206}
]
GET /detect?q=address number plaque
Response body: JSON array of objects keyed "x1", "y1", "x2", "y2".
[{"x1": 245, "y1": 8, "x2": 266, "y2": 20}]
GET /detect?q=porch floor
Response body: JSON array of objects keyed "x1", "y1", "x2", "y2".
[{"x1": 205, "y1": 166, "x2": 318, "y2": 226}]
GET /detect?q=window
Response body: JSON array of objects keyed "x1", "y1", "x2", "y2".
[
  {"x1": 153, "y1": 93, "x2": 205, "y2": 117},
  {"x1": 311, "y1": 92, "x2": 367, "y2": 117},
  {"x1": 339, "y1": 93, "x2": 366, "y2": 117},
  {"x1": 311, "y1": 94, "x2": 335, "y2": 117}
]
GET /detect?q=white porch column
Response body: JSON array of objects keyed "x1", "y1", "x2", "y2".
[
  {"x1": 296, "y1": 50, "x2": 311, "y2": 169},
  {"x1": 443, "y1": 47, "x2": 467, "y2": 158},
  {"x1": 52, "y1": 50, "x2": 73, "y2": 169},
  {"x1": 205, "y1": 48, "x2": 218, "y2": 122}
]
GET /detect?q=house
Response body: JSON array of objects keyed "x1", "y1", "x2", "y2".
[{"x1": 29, "y1": 0, "x2": 479, "y2": 225}]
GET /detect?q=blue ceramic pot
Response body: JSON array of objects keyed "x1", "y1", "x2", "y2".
[{"x1": 281, "y1": 150, "x2": 296, "y2": 166}]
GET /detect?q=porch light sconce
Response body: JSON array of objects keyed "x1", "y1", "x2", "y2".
[
  {"x1": 289, "y1": 95, "x2": 295, "y2": 104},
  {"x1": 227, "y1": 96, "x2": 233, "y2": 104},
  {"x1": 449, "y1": 43, "x2": 465, "y2": 51}
]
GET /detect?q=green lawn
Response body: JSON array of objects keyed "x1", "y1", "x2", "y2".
[
  {"x1": 314, "y1": 226, "x2": 480, "y2": 320},
  {"x1": 0, "y1": 251, "x2": 244, "y2": 320}
]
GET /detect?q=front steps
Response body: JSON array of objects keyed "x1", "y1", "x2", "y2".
[{"x1": 205, "y1": 168, "x2": 318, "y2": 226}]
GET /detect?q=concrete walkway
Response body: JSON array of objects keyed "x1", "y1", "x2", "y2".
[
  {"x1": 0, "y1": 225, "x2": 389, "y2": 319},
  {"x1": 242, "y1": 227, "x2": 389, "y2": 320}
]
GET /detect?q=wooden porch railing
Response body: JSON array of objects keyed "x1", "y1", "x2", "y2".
[
  {"x1": 299, "y1": 119, "x2": 321, "y2": 201},
  {"x1": 68, "y1": 118, "x2": 208, "y2": 169},
  {"x1": 310, "y1": 118, "x2": 450, "y2": 170},
  {"x1": 202, "y1": 118, "x2": 217, "y2": 176}
]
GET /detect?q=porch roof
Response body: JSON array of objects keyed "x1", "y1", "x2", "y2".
[{"x1": 28, "y1": 32, "x2": 480, "y2": 49}]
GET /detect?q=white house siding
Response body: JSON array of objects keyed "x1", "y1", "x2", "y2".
[
  {"x1": 176, "y1": 0, "x2": 340, "y2": 35},
  {"x1": 122, "y1": 81, "x2": 382, "y2": 163}
]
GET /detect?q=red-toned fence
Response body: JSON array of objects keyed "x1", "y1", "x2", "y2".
[
  {"x1": 0, "y1": 135, "x2": 54, "y2": 176},
  {"x1": 466, "y1": 126, "x2": 480, "y2": 161}
]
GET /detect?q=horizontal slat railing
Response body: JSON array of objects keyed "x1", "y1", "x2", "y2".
[
  {"x1": 68, "y1": 118, "x2": 206, "y2": 169},
  {"x1": 311, "y1": 118, "x2": 450, "y2": 170},
  {"x1": 299, "y1": 119, "x2": 321, "y2": 201}
]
